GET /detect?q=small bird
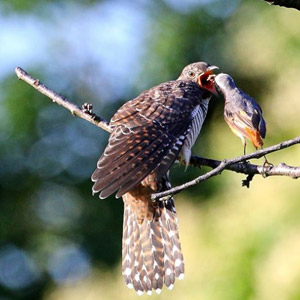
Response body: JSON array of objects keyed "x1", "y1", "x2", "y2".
[
  {"x1": 214, "y1": 73, "x2": 267, "y2": 156},
  {"x1": 91, "y1": 62, "x2": 218, "y2": 295}
]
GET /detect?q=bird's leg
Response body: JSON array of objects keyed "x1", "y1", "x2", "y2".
[
  {"x1": 242, "y1": 138, "x2": 247, "y2": 156},
  {"x1": 260, "y1": 149, "x2": 273, "y2": 178},
  {"x1": 241, "y1": 138, "x2": 250, "y2": 166},
  {"x1": 263, "y1": 155, "x2": 272, "y2": 166}
]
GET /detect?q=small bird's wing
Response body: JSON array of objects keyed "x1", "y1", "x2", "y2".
[
  {"x1": 224, "y1": 101, "x2": 253, "y2": 134},
  {"x1": 252, "y1": 102, "x2": 266, "y2": 139},
  {"x1": 91, "y1": 81, "x2": 204, "y2": 199},
  {"x1": 224, "y1": 94, "x2": 266, "y2": 139}
]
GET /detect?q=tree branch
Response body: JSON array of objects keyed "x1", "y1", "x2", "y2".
[
  {"x1": 263, "y1": 0, "x2": 300, "y2": 11},
  {"x1": 15, "y1": 67, "x2": 300, "y2": 201},
  {"x1": 190, "y1": 156, "x2": 300, "y2": 179},
  {"x1": 15, "y1": 67, "x2": 112, "y2": 133},
  {"x1": 152, "y1": 137, "x2": 300, "y2": 200}
]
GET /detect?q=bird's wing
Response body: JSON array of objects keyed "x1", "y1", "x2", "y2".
[
  {"x1": 252, "y1": 102, "x2": 266, "y2": 139},
  {"x1": 92, "y1": 81, "x2": 203, "y2": 198},
  {"x1": 225, "y1": 96, "x2": 266, "y2": 139},
  {"x1": 224, "y1": 103, "x2": 253, "y2": 131}
]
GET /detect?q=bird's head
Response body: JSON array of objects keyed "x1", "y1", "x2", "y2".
[
  {"x1": 214, "y1": 73, "x2": 236, "y2": 96},
  {"x1": 178, "y1": 62, "x2": 219, "y2": 95}
]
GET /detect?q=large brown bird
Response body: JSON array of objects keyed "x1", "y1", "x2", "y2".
[
  {"x1": 91, "y1": 62, "x2": 217, "y2": 295},
  {"x1": 214, "y1": 73, "x2": 266, "y2": 155}
]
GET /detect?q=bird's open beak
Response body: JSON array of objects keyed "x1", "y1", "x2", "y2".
[{"x1": 198, "y1": 65, "x2": 219, "y2": 96}]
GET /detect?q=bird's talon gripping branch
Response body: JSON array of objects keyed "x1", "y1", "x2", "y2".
[
  {"x1": 261, "y1": 170, "x2": 268, "y2": 178},
  {"x1": 156, "y1": 194, "x2": 173, "y2": 203},
  {"x1": 263, "y1": 156, "x2": 273, "y2": 168},
  {"x1": 261, "y1": 158, "x2": 274, "y2": 178}
]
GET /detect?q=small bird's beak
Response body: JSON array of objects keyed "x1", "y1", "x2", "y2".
[{"x1": 198, "y1": 65, "x2": 219, "y2": 96}]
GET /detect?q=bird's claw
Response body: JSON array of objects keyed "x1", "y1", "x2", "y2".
[
  {"x1": 261, "y1": 158, "x2": 273, "y2": 178},
  {"x1": 157, "y1": 194, "x2": 173, "y2": 203}
]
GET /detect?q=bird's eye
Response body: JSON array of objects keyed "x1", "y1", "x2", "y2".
[{"x1": 188, "y1": 71, "x2": 195, "y2": 78}]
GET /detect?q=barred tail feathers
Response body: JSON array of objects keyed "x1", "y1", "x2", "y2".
[{"x1": 121, "y1": 179, "x2": 184, "y2": 295}]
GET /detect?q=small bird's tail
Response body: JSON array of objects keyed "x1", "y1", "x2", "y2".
[
  {"x1": 244, "y1": 127, "x2": 264, "y2": 149},
  {"x1": 121, "y1": 174, "x2": 184, "y2": 295}
]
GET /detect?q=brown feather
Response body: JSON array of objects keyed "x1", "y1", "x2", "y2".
[{"x1": 121, "y1": 174, "x2": 184, "y2": 295}]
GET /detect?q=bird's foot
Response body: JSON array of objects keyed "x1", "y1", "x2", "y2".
[
  {"x1": 261, "y1": 157, "x2": 273, "y2": 178},
  {"x1": 157, "y1": 194, "x2": 173, "y2": 203}
]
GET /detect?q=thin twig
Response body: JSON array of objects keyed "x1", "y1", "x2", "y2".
[
  {"x1": 15, "y1": 67, "x2": 112, "y2": 133},
  {"x1": 190, "y1": 156, "x2": 300, "y2": 179},
  {"x1": 152, "y1": 137, "x2": 300, "y2": 200}
]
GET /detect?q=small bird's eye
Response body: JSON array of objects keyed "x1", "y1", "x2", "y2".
[{"x1": 188, "y1": 71, "x2": 195, "y2": 78}]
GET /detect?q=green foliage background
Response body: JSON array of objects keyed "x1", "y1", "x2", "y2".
[{"x1": 1, "y1": 1, "x2": 300, "y2": 299}]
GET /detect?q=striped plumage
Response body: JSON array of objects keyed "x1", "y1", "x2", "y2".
[
  {"x1": 215, "y1": 73, "x2": 266, "y2": 154},
  {"x1": 121, "y1": 173, "x2": 183, "y2": 294},
  {"x1": 91, "y1": 62, "x2": 217, "y2": 295}
]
